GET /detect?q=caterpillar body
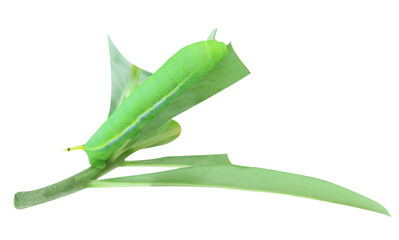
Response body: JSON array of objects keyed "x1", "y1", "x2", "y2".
[{"x1": 72, "y1": 40, "x2": 228, "y2": 168}]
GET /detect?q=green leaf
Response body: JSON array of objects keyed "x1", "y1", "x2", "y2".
[
  {"x1": 130, "y1": 120, "x2": 181, "y2": 150},
  {"x1": 89, "y1": 164, "x2": 389, "y2": 216},
  {"x1": 110, "y1": 120, "x2": 182, "y2": 161},
  {"x1": 207, "y1": 28, "x2": 217, "y2": 40},
  {"x1": 122, "y1": 154, "x2": 231, "y2": 167},
  {"x1": 107, "y1": 36, "x2": 152, "y2": 117}
]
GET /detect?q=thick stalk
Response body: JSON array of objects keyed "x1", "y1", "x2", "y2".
[{"x1": 14, "y1": 154, "x2": 126, "y2": 209}]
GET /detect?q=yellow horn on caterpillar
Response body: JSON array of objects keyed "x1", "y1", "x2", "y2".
[{"x1": 64, "y1": 145, "x2": 85, "y2": 152}]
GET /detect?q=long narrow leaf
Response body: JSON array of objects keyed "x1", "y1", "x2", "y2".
[
  {"x1": 89, "y1": 164, "x2": 389, "y2": 216},
  {"x1": 108, "y1": 36, "x2": 152, "y2": 117},
  {"x1": 122, "y1": 154, "x2": 231, "y2": 167}
]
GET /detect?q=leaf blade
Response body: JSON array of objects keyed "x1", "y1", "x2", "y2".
[
  {"x1": 90, "y1": 164, "x2": 389, "y2": 216},
  {"x1": 107, "y1": 36, "x2": 152, "y2": 117},
  {"x1": 111, "y1": 119, "x2": 182, "y2": 160},
  {"x1": 122, "y1": 154, "x2": 231, "y2": 167}
]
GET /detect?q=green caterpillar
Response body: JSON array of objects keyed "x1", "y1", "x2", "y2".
[{"x1": 67, "y1": 40, "x2": 228, "y2": 168}]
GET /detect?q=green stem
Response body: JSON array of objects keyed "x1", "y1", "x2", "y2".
[{"x1": 14, "y1": 154, "x2": 126, "y2": 209}]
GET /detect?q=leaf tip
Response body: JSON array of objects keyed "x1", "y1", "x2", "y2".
[{"x1": 378, "y1": 206, "x2": 391, "y2": 217}]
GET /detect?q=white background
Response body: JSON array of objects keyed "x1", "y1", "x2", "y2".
[{"x1": 1, "y1": 0, "x2": 398, "y2": 239}]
